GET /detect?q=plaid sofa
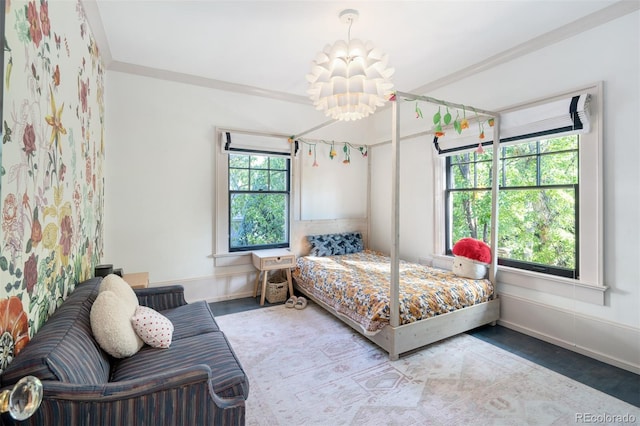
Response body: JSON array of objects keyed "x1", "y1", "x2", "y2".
[{"x1": 0, "y1": 278, "x2": 248, "y2": 425}]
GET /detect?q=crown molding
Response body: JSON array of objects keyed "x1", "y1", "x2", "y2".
[
  {"x1": 298, "y1": 1, "x2": 639, "y2": 137},
  {"x1": 410, "y1": 0, "x2": 640, "y2": 96},
  {"x1": 82, "y1": 0, "x2": 638, "y2": 111},
  {"x1": 108, "y1": 61, "x2": 311, "y2": 105}
]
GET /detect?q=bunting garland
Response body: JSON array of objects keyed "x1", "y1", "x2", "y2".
[
  {"x1": 289, "y1": 90, "x2": 495, "y2": 166},
  {"x1": 289, "y1": 137, "x2": 368, "y2": 167}
]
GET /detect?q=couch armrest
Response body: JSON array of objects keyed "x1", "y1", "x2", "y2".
[
  {"x1": 18, "y1": 365, "x2": 245, "y2": 426},
  {"x1": 134, "y1": 285, "x2": 187, "y2": 310}
]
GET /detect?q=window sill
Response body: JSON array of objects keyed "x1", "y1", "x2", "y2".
[
  {"x1": 431, "y1": 254, "x2": 607, "y2": 305},
  {"x1": 212, "y1": 251, "x2": 252, "y2": 267},
  {"x1": 212, "y1": 249, "x2": 293, "y2": 277},
  {"x1": 498, "y1": 266, "x2": 607, "y2": 305},
  {"x1": 209, "y1": 252, "x2": 255, "y2": 277}
]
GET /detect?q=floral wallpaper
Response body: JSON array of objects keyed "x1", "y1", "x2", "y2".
[{"x1": 0, "y1": 0, "x2": 104, "y2": 373}]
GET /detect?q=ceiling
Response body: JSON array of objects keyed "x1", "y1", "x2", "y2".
[{"x1": 84, "y1": 1, "x2": 634, "y2": 106}]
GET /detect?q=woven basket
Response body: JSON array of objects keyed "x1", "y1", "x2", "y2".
[{"x1": 266, "y1": 272, "x2": 288, "y2": 303}]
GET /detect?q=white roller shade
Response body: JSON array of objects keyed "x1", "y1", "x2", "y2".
[{"x1": 434, "y1": 94, "x2": 591, "y2": 156}]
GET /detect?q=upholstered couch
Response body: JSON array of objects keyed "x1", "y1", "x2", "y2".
[{"x1": 0, "y1": 277, "x2": 248, "y2": 425}]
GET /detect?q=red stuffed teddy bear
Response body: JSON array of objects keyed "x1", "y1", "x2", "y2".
[{"x1": 452, "y1": 238, "x2": 492, "y2": 279}]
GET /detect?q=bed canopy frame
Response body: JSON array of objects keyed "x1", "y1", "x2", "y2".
[
  {"x1": 222, "y1": 91, "x2": 502, "y2": 360},
  {"x1": 381, "y1": 91, "x2": 501, "y2": 359},
  {"x1": 389, "y1": 92, "x2": 501, "y2": 313},
  {"x1": 293, "y1": 91, "x2": 502, "y2": 360}
]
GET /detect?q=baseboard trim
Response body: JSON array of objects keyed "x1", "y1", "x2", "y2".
[
  {"x1": 498, "y1": 293, "x2": 640, "y2": 374},
  {"x1": 151, "y1": 274, "x2": 257, "y2": 304},
  {"x1": 204, "y1": 291, "x2": 256, "y2": 304}
]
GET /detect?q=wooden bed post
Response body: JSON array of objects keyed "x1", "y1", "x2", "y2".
[
  {"x1": 390, "y1": 98, "x2": 401, "y2": 331},
  {"x1": 489, "y1": 118, "x2": 500, "y2": 285}
]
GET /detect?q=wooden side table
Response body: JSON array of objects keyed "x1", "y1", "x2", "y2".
[
  {"x1": 122, "y1": 272, "x2": 149, "y2": 289},
  {"x1": 252, "y1": 249, "x2": 295, "y2": 306}
]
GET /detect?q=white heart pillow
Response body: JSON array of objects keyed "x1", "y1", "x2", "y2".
[
  {"x1": 100, "y1": 274, "x2": 139, "y2": 311},
  {"x1": 131, "y1": 306, "x2": 174, "y2": 349},
  {"x1": 90, "y1": 290, "x2": 144, "y2": 358}
]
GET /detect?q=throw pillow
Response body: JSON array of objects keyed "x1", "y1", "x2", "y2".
[
  {"x1": 100, "y1": 274, "x2": 139, "y2": 311},
  {"x1": 131, "y1": 305, "x2": 174, "y2": 349},
  {"x1": 452, "y1": 255, "x2": 489, "y2": 280},
  {"x1": 90, "y1": 290, "x2": 144, "y2": 358},
  {"x1": 307, "y1": 232, "x2": 364, "y2": 256}
]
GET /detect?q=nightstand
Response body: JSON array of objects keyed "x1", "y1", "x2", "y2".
[
  {"x1": 252, "y1": 249, "x2": 295, "y2": 306},
  {"x1": 122, "y1": 272, "x2": 149, "y2": 289}
]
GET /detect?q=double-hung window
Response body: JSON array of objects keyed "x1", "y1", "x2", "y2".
[
  {"x1": 228, "y1": 153, "x2": 290, "y2": 251},
  {"x1": 437, "y1": 84, "x2": 602, "y2": 288},
  {"x1": 214, "y1": 130, "x2": 292, "y2": 256},
  {"x1": 446, "y1": 136, "x2": 579, "y2": 278}
]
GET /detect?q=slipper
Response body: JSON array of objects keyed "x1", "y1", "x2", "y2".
[
  {"x1": 285, "y1": 296, "x2": 297, "y2": 308},
  {"x1": 294, "y1": 297, "x2": 307, "y2": 310}
]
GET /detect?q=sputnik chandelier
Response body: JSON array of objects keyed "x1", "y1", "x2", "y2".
[{"x1": 306, "y1": 9, "x2": 395, "y2": 121}]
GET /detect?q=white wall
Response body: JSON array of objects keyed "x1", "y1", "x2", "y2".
[
  {"x1": 369, "y1": 11, "x2": 639, "y2": 371},
  {"x1": 299, "y1": 141, "x2": 368, "y2": 221},
  {"x1": 104, "y1": 72, "x2": 369, "y2": 301},
  {"x1": 105, "y1": 10, "x2": 638, "y2": 371},
  {"x1": 369, "y1": 134, "x2": 436, "y2": 263}
]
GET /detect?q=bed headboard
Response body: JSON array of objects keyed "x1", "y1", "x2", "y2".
[{"x1": 291, "y1": 218, "x2": 368, "y2": 257}]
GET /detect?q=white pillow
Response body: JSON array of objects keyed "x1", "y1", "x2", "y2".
[
  {"x1": 452, "y1": 255, "x2": 488, "y2": 279},
  {"x1": 100, "y1": 274, "x2": 139, "y2": 311},
  {"x1": 90, "y1": 290, "x2": 144, "y2": 358},
  {"x1": 131, "y1": 306, "x2": 174, "y2": 349}
]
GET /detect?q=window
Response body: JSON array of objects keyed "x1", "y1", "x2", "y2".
[
  {"x1": 435, "y1": 84, "x2": 604, "y2": 296},
  {"x1": 446, "y1": 135, "x2": 579, "y2": 278},
  {"x1": 228, "y1": 153, "x2": 290, "y2": 252},
  {"x1": 214, "y1": 130, "x2": 293, "y2": 262}
]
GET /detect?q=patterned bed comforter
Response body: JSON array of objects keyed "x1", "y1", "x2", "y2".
[{"x1": 292, "y1": 250, "x2": 494, "y2": 335}]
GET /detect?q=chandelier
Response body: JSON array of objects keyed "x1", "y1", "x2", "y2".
[{"x1": 306, "y1": 9, "x2": 394, "y2": 121}]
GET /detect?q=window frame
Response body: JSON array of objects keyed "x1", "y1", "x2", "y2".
[
  {"x1": 227, "y1": 152, "x2": 291, "y2": 252},
  {"x1": 444, "y1": 139, "x2": 580, "y2": 279},
  {"x1": 433, "y1": 83, "x2": 605, "y2": 304},
  {"x1": 214, "y1": 129, "x2": 294, "y2": 267}
]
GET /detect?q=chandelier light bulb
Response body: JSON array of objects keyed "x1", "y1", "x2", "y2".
[{"x1": 306, "y1": 9, "x2": 394, "y2": 121}]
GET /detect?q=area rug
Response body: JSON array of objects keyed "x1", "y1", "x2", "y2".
[{"x1": 216, "y1": 304, "x2": 639, "y2": 425}]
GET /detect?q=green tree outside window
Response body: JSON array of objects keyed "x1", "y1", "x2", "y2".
[
  {"x1": 446, "y1": 136, "x2": 578, "y2": 277},
  {"x1": 229, "y1": 153, "x2": 289, "y2": 251}
]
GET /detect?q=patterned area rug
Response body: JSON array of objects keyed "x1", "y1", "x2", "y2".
[{"x1": 216, "y1": 304, "x2": 639, "y2": 425}]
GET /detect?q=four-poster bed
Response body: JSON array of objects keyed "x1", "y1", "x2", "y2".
[{"x1": 292, "y1": 92, "x2": 502, "y2": 360}]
